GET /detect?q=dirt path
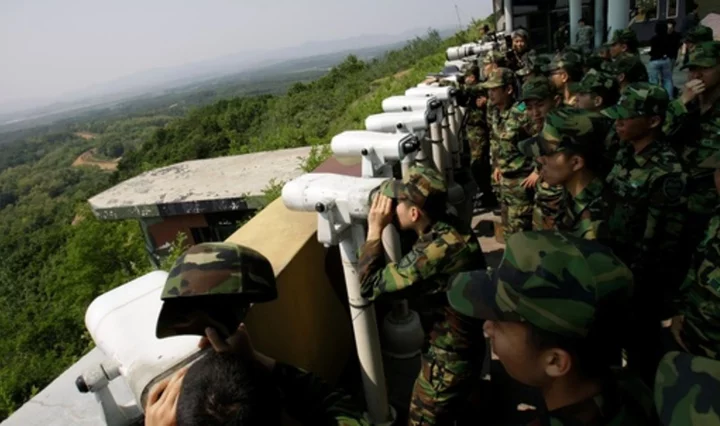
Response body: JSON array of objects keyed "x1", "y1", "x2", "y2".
[
  {"x1": 72, "y1": 148, "x2": 120, "y2": 171},
  {"x1": 74, "y1": 131, "x2": 97, "y2": 140}
]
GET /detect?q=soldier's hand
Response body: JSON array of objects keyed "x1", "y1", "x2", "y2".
[
  {"x1": 145, "y1": 367, "x2": 187, "y2": 426},
  {"x1": 200, "y1": 323, "x2": 255, "y2": 360},
  {"x1": 680, "y1": 79, "x2": 705, "y2": 105},
  {"x1": 521, "y1": 171, "x2": 540, "y2": 189},
  {"x1": 367, "y1": 194, "x2": 394, "y2": 239},
  {"x1": 492, "y1": 168, "x2": 502, "y2": 183}
]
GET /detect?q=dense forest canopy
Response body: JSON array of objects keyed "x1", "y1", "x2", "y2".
[{"x1": 0, "y1": 23, "x2": 484, "y2": 420}]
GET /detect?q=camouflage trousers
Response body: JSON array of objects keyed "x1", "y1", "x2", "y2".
[
  {"x1": 466, "y1": 130, "x2": 488, "y2": 164},
  {"x1": 499, "y1": 175, "x2": 534, "y2": 242},
  {"x1": 408, "y1": 307, "x2": 486, "y2": 426},
  {"x1": 532, "y1": 180, "x2": 565, "y2": 231}
]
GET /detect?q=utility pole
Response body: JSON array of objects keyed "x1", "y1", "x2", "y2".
[{"x1": 455, "y1": 4, "x2": 463, "y2": 31}]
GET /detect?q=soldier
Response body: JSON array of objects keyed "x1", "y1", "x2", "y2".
[
  {"x1": 575, "y1": 18, "x2": 594, "y2": 56},
  {"x1": 447, "y1": 231, "x2": 655, "y2": 425},
  {"x1": 546, "y1": 51, "x2": 584, "y2": 106},
  {"x1": 575, "y1": 69, "x2": 621, "y2": 171},
  {"x1": 671, "y1": 151, "x2": 720, "y2": 360},
  {"x1": 506, "y1": 29, "x2": 536, "y2": 72},
  {"x1": 145, "y1": 242, "x2": 371, "y2": 426},
  {"x1": 603, "y1": 54, "x2": 649, "y2": 92},
  {"x1": 484, "y1": 68, "x2": 538, "y2": 241},
  {"x1": 664, "y1": 41, "x2": 720, "y2": 255},
  {"x1": 603, "y1": 83, "x2": 688, "y2": 386},
  {"x1": 654, "y1": 351, "x2": 720, "y2": 426},
  {"x1": 519, "y1": 108, "x2": 611, "y2": 241},
  {"x1": 358, "y1": 166, "x2": 486, "y2": 426},
  {"x1": 609, "y1": 29, "x2": 640, "y2": 59},
  {"x1": 480, "y1": 24, "x2": 497, "y2": 44},
  {"x1": 480, "y1": 50, "x2": 507, "y2": 78},
  {"x1": 680, "y1": 25, "x2": 714, "y2": 69},
  {"x1": 519, "y1": 77, "x2": 564, "y2": 232},
  {"x1": 459, "y1": 66, "x2": 497, "y2": 212}
]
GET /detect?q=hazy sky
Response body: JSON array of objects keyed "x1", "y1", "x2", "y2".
[{"x1": 0, "y1": 0, "x2": 492, "y2": 103}]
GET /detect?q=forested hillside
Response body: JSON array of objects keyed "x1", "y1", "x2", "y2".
[{"x1": 0, "y1": 23, "x2": 484, "y2": 419}]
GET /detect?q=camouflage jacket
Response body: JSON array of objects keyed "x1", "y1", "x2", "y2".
[
  {"x1": 605, "y1": 141, "x2": 688, "y2": 298},
  {"x1": 507, "y1": 49, "x2": 536, "y2": 72},
  {"x1": 557, "y1": 177, "x2": 610, "y2": 242},
  {"x1": 488, "y1": 101, "x2": 535, "y2": 177},
  {"x1": 664, "y1": 99, "x2": 720, "y2": 215},
  {"x1": 462, "y1": 88, "x2": 490, "y2": 162},
  {"x1": 528, "y1": 374, "x2": 654, "y2": 425},
  {"x1": 358, "y1": 220, "x2": 485, "y2": 300},
  {"x1": 678, "y1": 213, "x2": 720, "y2": 360},
  {"x1": 274, "y1": 362, "x2": 370, "y2": 425},
  {"x1": 576, "y1": 26, "x2": 594, "y2": 48}
]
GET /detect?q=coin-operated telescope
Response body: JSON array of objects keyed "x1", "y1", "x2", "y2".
[{"x1": 282, "y1": 174, "x2": 394, "y2": 424}]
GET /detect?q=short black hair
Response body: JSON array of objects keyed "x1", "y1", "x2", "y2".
[
  {"x1": 527, "y1": 293, "x2": 627, "y2": 380},
  {"x1": 176, "y1": 353, "x2": 281, "y2": 426},
  {"x1": 578, "y1": 18, "x2": 585, "y2": 24},
  {"x1": 483, "y1": 24, "x2": 490, "y2": 31}
]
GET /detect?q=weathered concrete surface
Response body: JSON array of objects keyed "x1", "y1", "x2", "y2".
[{"x1": 89, "y1": 146, "x2": 312, "y2": 220}]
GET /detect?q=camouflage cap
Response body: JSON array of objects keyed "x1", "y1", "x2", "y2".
[
  {"x1": 480, "y1": 67, "x2": 515, "y2": 89},
  {"x1": 654, "y1": 351, "x2": 720, "y2": 426},
  {"x1": 610, "y1": 29, "x2": 639, "y2": 47},
  {"x1": 516, "y1": 56, "x2": 550, "y2": 77},
  {"x1": 518, "y1": 108, "x2": 606, "y2": 158},
  {"x1": 699, "y1": 151, "x2": 720, "y2": 169},
  {"x1": 684, "y1": 25, "x2": 714, "y2": 44},
  {"x1": 446, "y1": 231, "x2": 633, "y2": 338},
  {"x1": 682, "y1": 41, "x2": 720, "y2": 69},
  {"x1": 379, "y1": 164, "x2": 447, "y2": 211},
  {"x1": 481, "y1": 50, "x2": 507, "y2": 66},
  {"x1": 520, "y1": 76, "x2": 556, "y2": 101},
  {"x1": 156, "y1": 242, "x2": 278, "y2": 338},
  {"x1": 545, "y1": 51, "x2": 583, "y2": 73},
  {"x1": 576, "y1": 69, "x2": 618, "y2": 95},
  {"x1": 605, "y1": 54, "x2": 648, "y2": 82},
  {"x1": 602, "y1": 82, "x2": 669, "y2": 120}
]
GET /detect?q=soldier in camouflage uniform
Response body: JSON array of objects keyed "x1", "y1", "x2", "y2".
[
  {"x1": 148, "y1": 243, "x2": 371, "y2": 426},
  {"x1": 553, "y1": 23, "x2": 570, "y2": 53},
  {"x1": 519, "y1": 108, "x2": 611, "y2": 241},
  {"x1": 609, "y1": 29, "x2": 640, "y2": 59},
  {"x1": 664, "y1": 42, "x2": 720, "y2": 261},
  {"x1": 671, "y1": 151, "x2": 720, "y2": 360},
  {"x1": 447, "y1": 231, "x2": 655, "y2": 425},
  {"x1": 575, "y1": 18, "x2": 594, "y2": 56},
  {"x1": 518, "y1": 77, "x2": 565, "y2": 231},
  {"x1": 654, "y1": 351, "x2": 720, "y2": 425},
  {"x1": 603, "y1": 54, "x2": 649, "y2": 92},
  {"x1": 602, "y1": 83, "x2": 688, "y2": 386},
  {"x1": 483, "y1": 68, "x2": 538, "y2": 241},
  {"x1": 681, "y1": 24, "x2": 714, "y2": 67},
  {"x1": 358, "y1": 166, "x2": 486, "y2": 426},
  {"x1": 546, "y1": 51, "x2": 584, "y2": 107},
  {"x1": 575, "y1": 69, "x2": 621, "y2": 174}
]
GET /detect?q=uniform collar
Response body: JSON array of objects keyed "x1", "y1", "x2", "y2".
[{"x1": 571, "y1": 177, "x2": 605, "y2": 216}]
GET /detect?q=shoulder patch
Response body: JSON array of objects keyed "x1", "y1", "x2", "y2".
[
  {"x1": 516, "y1": 102, "x2": 527, "y2": 112},
  {"x1": 662, "y1": 176, "x2": 685, "y2": 201}
]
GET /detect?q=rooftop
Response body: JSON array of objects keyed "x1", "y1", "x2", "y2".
[{"x1": 88, "y1": 146, "x2": 312, "y2": 220}]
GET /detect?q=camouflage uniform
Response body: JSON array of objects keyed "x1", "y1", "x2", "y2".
[
  {"x1": 675, "y1": 151, "x2": 720, "y2": 360},
  {"x1": 603, "y1": 83, "x2": 688, "y2": 385},
  {"x1": 664, "y1": 42, "x2": 720, "y2": 253},
  {"x1": 447, "y1": 231, "x2": 655, "y2": 425},
  {"x1": 654, "y1": 351, "x2": 720, "y2": 426},
  {"x1": 518, "y1": 77, "x2": 565, "y2": 232},
  {"x1": 575, "y1": 25, "x2": 594, "y2": 56},
  {"x1": 575, "y1": 69, "x2": 620, "y2": 175},
  {"x1": 610, "y1": 29, "x2": 640, "y2": 58},
  {"x1": 158, "y1": 243, "x2": 370, "y2": 425},
  {"x1": 483, "y1": 68, "x2": 536, "y2": 241},
  {"x1": 515, "y1": 55, "x2": 550, "y2": 82},
  {"x1": 507, "y1": 30, "x2": 536, "y2": 72},
  {"x1": 519, "y1": 108, "x2": 611, "y2": 241},
  {"x1": 358, "y1": 166, "x2": 486, "y2": 426},
  {"x1": 554, "y1": 23, "x2": 570, "y2": 52},
  {"x1": 683, "y1": 25, "x2": 714, "y2": 48},
  {"x1": 546, "y1": 51, "x2": 584, "y2": 107}
]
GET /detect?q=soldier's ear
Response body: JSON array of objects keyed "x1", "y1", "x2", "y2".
[
  {"x1": 571, "y1": 154, "x2": 584, "y2": 172},
  {"x1": 617, "y1": 73, "x2": 626, "y2": 83},
  {"x1": 593, "y1": 95, "x2": 604, "y2": 108},
  {"x1": 544, "y1": 348, "x2": 573, "y2": 378},
  {"x1": 649, "y1": 115, "x2": 662, "y2": 129}
]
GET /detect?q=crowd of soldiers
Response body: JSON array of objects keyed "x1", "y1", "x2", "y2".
[{"x1": 142, "y1": 24, "x2": 720, "y2": 426}]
